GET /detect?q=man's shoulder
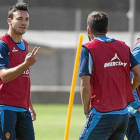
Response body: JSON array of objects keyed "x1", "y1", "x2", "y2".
[
  {"x1": 0, "y1": 34, "x2": 9, "y2": 46},
  {"x1": 84, "y1": 40, "x2": 99, "y2": 49},
  {"x1": 114, "y1": 39, "x2": 130, "y2": 50},
  {"x1": 114, "y1": 39, "x2": 126, "y2": 44},
  {"x1": 134, "y1": 38, "x2": 140, "y2": 47},
  {"x1": 0, "y1": 40, "x2": 8, "y2": 46},
  {"x1": 0, "y1": 40, "x2": 9, "y2": 51},
  {"x1": 134, "y1": 42, "x2": 140, "y2": 48},
  {"x1": 83, "y1": 42, "x2": 90, "y2": 47},
  {"x1": 0, "y1": 34, "x2": 8, "y2": 40},
  {"x1": 131, "y1": 43, "x2": 140, "y2": 55}
]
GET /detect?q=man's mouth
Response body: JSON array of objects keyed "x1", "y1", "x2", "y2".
[{"x1": 20, "y1": 27, "x2": 26, "y2": 30}]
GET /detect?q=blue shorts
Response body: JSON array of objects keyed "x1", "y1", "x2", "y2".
[
  {"x1": 126, "y1": 114, "x2": 140, "y2": 140},
  {"x1": 0, "y1": 110, "x2": 35, "y2": 140},
  {"x1": 79, "y1": 113, "x2": 129, "y2": 140}
]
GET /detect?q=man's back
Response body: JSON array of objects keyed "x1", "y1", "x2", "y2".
[
  {"x1": 84, "y1": 38, "x2": 133, "y2": 112},
  {"x1": 79, "y1": 10, "x2": 140, "y2": 140}
]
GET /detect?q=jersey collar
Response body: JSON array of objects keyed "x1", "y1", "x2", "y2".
[{"x1": 94, "y1": 36, "x2": 114, "y2": 42}]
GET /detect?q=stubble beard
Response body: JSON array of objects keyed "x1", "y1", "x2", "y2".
[{"x1": 12, "y1": 27, "x2": 26, "y2": 36}]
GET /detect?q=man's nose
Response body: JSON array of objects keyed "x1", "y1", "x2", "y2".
[{"x1": 21, "y1": 20, "x2": 28, "y2": 25}]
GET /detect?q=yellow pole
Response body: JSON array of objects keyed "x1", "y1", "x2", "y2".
[{"x1": 64, "y1": 34, "x2": 84, "y2": 140}]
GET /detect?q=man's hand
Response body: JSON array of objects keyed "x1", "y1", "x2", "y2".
[
  {"x1": 29, "y1": 107, "x2": 36, "y2": 121},
  {"x1": 85, "y1": 113, "x2": 89, "y2": 118},
  {"x1": 24, "y1": 47, "x2": 40, "y2": 67}
]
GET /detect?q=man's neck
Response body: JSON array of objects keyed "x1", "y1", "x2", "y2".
[
  {"x1": 94, "y1": 33, "x2": 106, "y2": 37},
  {"x1": 7, "y1": 30, "x2": 22, "y2": 43},
  {"x1": 89, "y1": 33, "x2": 106, "y2": 41}
]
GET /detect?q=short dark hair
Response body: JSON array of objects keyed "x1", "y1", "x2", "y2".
[
  {"x1": 87, "y1": 11, "x2": 108, "y2": 35},
  {"x1": 8, "y1": 3, "x2": 29, "y2": 19}
]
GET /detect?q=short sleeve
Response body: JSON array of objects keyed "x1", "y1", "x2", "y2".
[
  {"x1": 0, "y1": 41, "x2": 10, "y2": 69},
  {"x1": 130, "y1": 53, "x2": 139, "y2": 69},
  {"x1": 79, "y1": 46, "x2": 93, "y2": 76},
  {"x1": 131, "y1": 43, "x2": 140, "y2": 64}
]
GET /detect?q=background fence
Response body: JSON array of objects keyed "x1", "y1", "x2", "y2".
[
  {"x1": 0, "y1": 0, "x2": 139, "y2": 103},
  {"x1": 0, "y1": 0, "x2": 140, "y2": 31}
]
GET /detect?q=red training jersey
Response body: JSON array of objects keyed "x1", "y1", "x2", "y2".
[
  {"x1": 0, "y1": 34, "x2": 30, "y2": 109},
  {"x1": 84, "y1": 39, "x2": 134, "y2": 112}
]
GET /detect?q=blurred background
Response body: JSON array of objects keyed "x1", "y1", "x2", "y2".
[
  {"x1": 0, "y1": 0, "x2": 139, "y2": 104},
  {"x1": 0, "y1": 0, "x2": 138, "y2": 139}
]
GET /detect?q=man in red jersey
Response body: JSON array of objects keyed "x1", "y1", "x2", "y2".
[
  {"x1": 0, "y1": 3, "x2": 40, "y2": 140},
  {"x1": 79, "y1": 11, "x2": 140, "y2": 140}
]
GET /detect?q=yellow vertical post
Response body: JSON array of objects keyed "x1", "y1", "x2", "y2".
[{"x1": 64, "y1": 34, "x2": 84, "y2": 140}]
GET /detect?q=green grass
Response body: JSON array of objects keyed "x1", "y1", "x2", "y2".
[
  {"x1": 33, "y1": 104, "x2": 127, "y2": 140},
  {"x1": 33, "y1": 104, "x2": 85, "y2": 140}
]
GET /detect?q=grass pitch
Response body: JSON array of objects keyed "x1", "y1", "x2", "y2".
[
  {"x1": 33, "y1": 104, "x2": 85, "y2": 140},
  {"x1": 33, "y1": 104, "x2": 127, "y2": 140}
]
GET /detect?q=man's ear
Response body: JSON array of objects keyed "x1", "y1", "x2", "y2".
[
  {"x1": 87, "y1": 27, "x2": 91, "y2": 35},
  {"x1": 7, "y1": 18, "x2": 12, "y2": 25}
]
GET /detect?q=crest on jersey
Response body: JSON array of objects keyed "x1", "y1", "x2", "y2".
[
  {"x1": 12, "y1": 47, "x2": 18, "y2": 52},
  {"x1": 111, "y1": 53, "x2": 120, "y2": 61},
  {"x1": 5, "y1": 132, "x2": 10, "y2": 140},
  {"x1": 104, "y1": 53, "x2": 127, "y2": 68}
]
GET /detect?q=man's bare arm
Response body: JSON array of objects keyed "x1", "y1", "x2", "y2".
[
  {"x1": 80, "y1": 76, "x2": 91, "y2": 116},
  {"x1": 0, "y1": 47, "x2": 40, "y2": 83}
]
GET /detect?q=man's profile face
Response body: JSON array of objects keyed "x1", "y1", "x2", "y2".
[{"x1": 8, "y1": 10, "x2": 29, "y2": 35}]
